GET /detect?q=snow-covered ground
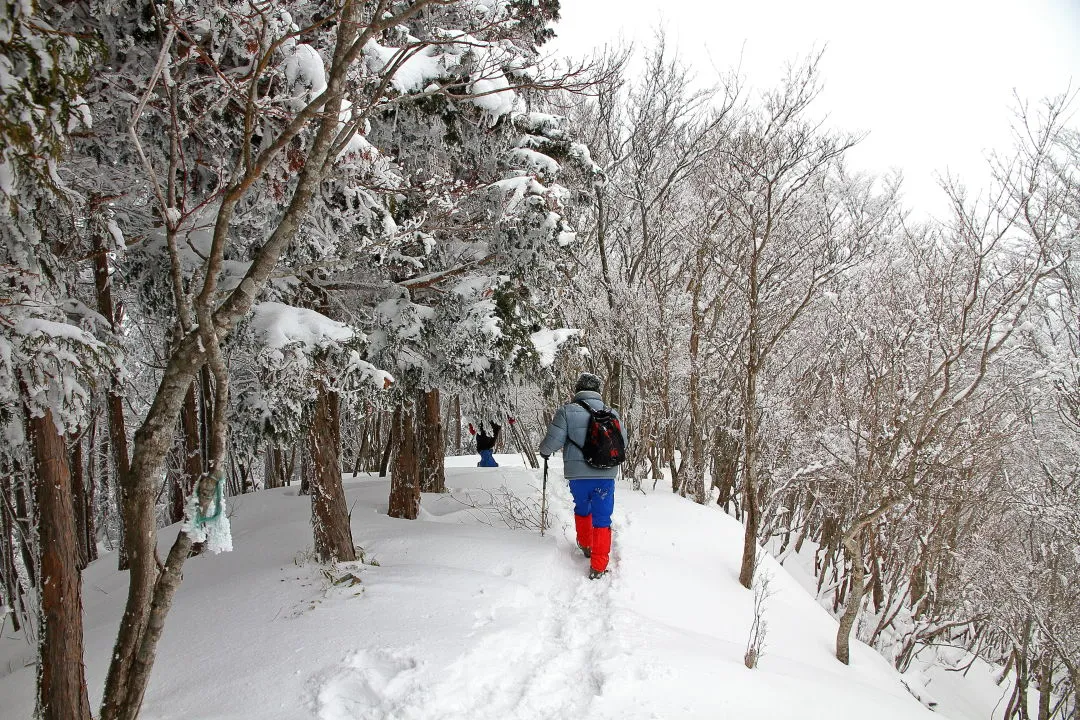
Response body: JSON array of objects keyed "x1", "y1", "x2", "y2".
[{"x1": 0, "y1": 455, "x2": 1001, "y2": 719}]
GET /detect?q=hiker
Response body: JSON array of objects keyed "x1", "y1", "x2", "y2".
[
  {"x1": 469, "y1": 422, "x2": 501, "y2": 467},
  {"x1": 539, "y1": 372, "x2": 627, "y2": 579}
]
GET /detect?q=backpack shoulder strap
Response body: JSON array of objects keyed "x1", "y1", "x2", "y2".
[
  {"x1": 566, "y1": 399, "x2": 600, "y2": 452},
  {"x1": 575, "y1": 399, "x2": 600, "y2": 416}
]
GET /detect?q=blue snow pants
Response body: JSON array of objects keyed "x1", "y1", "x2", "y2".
[
  {"x1": 477, "y1": 449, "x2": 499, "y2": 467},
  {"x1": 569, "y1": 479, "x2": 615, "y2": 528}
]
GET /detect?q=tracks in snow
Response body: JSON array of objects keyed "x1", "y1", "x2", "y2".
[{"x1": 315, "y1": 502, "x2": 628, "y2": 720}]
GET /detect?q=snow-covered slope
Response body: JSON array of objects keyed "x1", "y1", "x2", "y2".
[{"x1": 1, "y1": 455, "x2": 941, "y2": 719}]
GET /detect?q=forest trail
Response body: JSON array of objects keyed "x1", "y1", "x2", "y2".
[{"x1": 314, "y1": 480, "x2": 637, "y2": 720}]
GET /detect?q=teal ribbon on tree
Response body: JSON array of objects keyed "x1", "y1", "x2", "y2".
[{"x1": 194, "y1": 476, "x2": 225, "y2": 528}]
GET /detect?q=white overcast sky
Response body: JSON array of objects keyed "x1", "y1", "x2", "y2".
[{"x1": 548, "y1": 0, "x2": 1080, "y2": 217}]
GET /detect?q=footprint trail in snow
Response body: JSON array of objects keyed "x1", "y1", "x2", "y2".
[{"x1": 315, "y1": 483, "x2": 637, "y2": 720}]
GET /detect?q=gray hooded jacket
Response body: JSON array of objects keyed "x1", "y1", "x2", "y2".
[{"x1": 538, "y1": 390, "x2": 627, "y2": 479}]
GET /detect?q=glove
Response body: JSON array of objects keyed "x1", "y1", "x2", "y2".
[
  {"x1": 468, "y1": 424, "x2": 476, "y2": 435},
  {"x1": 507, "y1": 416, "x2": 516, "y2": 425}
]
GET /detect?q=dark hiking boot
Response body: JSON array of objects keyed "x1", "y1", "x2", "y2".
[
  {"x1": 577, "y1": 543, "x2": 592, "y2": 559},
  {"x1": 588, "y1": 568, "x2": 608, "y2": 580}
]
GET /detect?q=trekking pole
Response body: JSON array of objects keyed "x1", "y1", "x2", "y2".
[{"x1": 540, "y1": 456, "x2": 548, "y2": 536}]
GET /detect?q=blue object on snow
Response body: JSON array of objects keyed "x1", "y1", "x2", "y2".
[{"x1": 477, "y1": 449, "x2": 499, "y2": 467}]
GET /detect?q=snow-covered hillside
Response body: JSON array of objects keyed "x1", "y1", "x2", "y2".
[{"x1": 0, "y1": 456, "x2": 995, "y2": 719}]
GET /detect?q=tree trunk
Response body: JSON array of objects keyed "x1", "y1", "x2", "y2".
[
  {"x1": 353, "y1": 417, "x2": 369, "y2": 476},
  {"x1": 264, "y1": 447, "x2": 278, "y2": 489},
  {"x1": 650, "y1": 443, "x2": 663, "y2": 481},
  {"x1": 114, "y1": 317, "x2": 237, "y2": 720},
  {"x1": 418, "y1": 388, "x2": 446, "y2": 493},
  {"x1": 299, "y1": 445, "x2": 311, "y2": 496},
  {"x1": 508, "y1": 417, "x2": 539, "y2": 469},
  {"x1": 685, "y1": 256, "x2": 708, "y2": 504},
  {"x1": 172, "y1": 382, "x2": 202, "y2": 523},
  {"x1": 793, "y1": 494, "x2": 815, "y2": 555},
  {"x1": 199, "y1": 365, "x2": 214, "y2": 476},
  {"x1": 869, "y1": 539, "x2": 885, "y2": 613},
  {"x1": 738, "y1": 316, "x2": 764, "y2": 583},
  {"x1": 454, "y1": 395, "x2": 462, "y2": 455},
  {"x1": 836, "y1": 529, "x2": 866, "y2": 665},
  {"x1": 379, "y1": 410, "x2": 395, "y2": 478},
  {"x1": 93, "y1": 221, "x2": 133, "y2": 572},
  {"x1": 30, "y1": 408, "x2": 92, "y2": 720},
  {"x1": 739, "y1": 223, "x2": 764, "y2": 590},
  {"x1": 712, "y1": 427, "x2": 739, "y2": 512},
  {"x1": 287, "y1": 445, "x2": 298, "y2": 486},
  {"x1": 230, "y1": 444, "x2": 250, "y2": 494},
  {"x1": 607, "y1": 357, "x2": 624, "y2": 412},
  {"x1": 70, "y1": 435, "x2": 90, "y2": 570},
  {"x1": 1, "y1": 472, "x2": 25, "y2": 632},
  {"x1": 367, "y1": 414, "x2": 383, "y2": 472},
  {"x1": 1036, "y1": 652, "x2": 1052, "y2": 720},
  {"x1": 101, "y1": 434, "x2": 123, "y2": 554},
  {"x1": 309, "y1": 380, "x2": 356, "y2": 562},
  {"x1": 665, "y1": 428, "x2": 679, "y2": 493},
  {"x1": 738, "y1": 422, "x2": 761, "y2": 589},
  {"x1": 99, "y1": 334, "x2": 206, "y2": 720},
  {"x1": 1006, "y1": 646, "x2": 1031, "y2": 720},
  {"x1": 442, "y1": 400, "x2": 452, "y2": 459},
  {"x1": 266, "y1": 445, "x2": 293, "y2": 489},
  {"x1": 13, "y1": 471, "x2": 37, "y2": 589},
  {"x1": 388, "y1": 401, "x2": 420, "y2": 519},
  {"x1": 83, "y1": 418, "x2": 99, "y2": 564},
  {"x1": 777, "y1": 490, "x2": 798, "y2": 555},
  {"x1": 1070, "y1": 665, "x2": 1078, "y2": 720}
]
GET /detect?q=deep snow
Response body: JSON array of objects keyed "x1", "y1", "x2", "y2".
[{"x1": 0, "y1": 455, "x2": 1001, "y2": 719}]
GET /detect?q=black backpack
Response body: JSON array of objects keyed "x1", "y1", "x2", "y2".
[{"x1": 570, "y1": 400, "x2": 626, "y2": 469}]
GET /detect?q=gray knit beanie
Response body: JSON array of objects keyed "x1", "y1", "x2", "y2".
[{"x1": 574, "y1": 372, "x2": 603, "y2": 393}]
